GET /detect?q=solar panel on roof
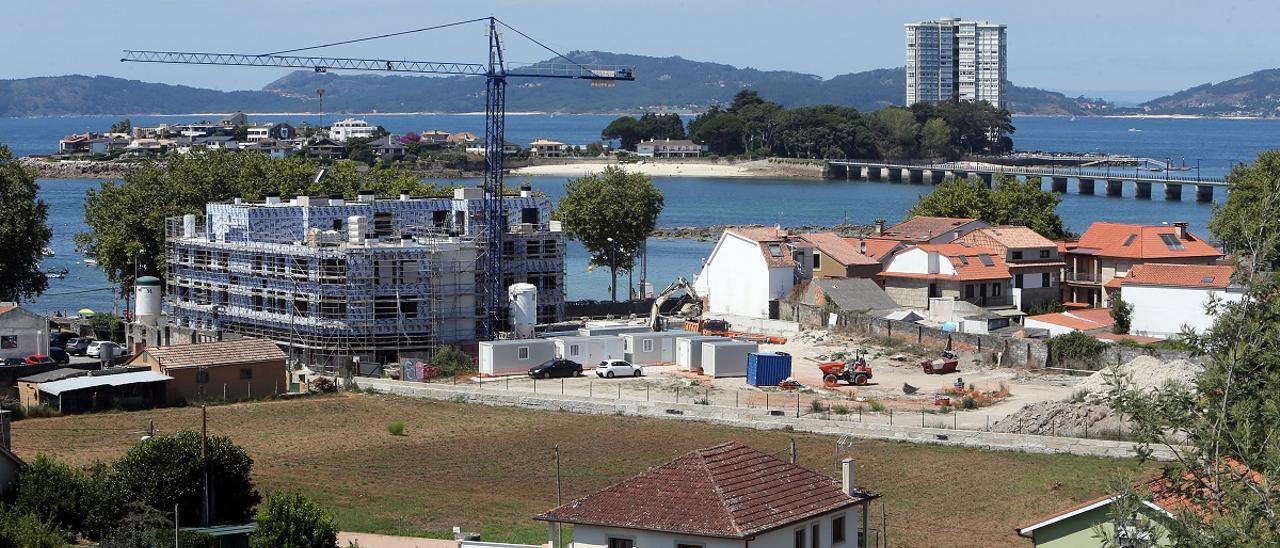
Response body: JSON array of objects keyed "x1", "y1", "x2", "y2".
[
  {"x1": 977, "y1": 253, "x2": 994, "y2": 266},
  {"x1": 1201, "y1": 276, "x2": 1215, "y2": 283},
  {"x1": 1159, "y1": 233, "x2": 1185, "y2": 251},
  {"x1": 956, "y1": 255, "x2": 969, "y2": 265},
  {"x1": 1122, "y1": 234, "x2": 1138, "y2": 246}
]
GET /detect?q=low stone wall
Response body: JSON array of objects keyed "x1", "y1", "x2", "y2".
[{"x1": 359, "y1": 378, "x2": 1178, "y2": 461}]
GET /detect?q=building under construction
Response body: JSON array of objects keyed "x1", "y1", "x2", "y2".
[{"x1": 163, "y1": 187, "x2": 565, "y2": 369}]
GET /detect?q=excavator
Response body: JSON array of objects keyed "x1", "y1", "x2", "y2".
[{"x1": 648, "y1": 277, "x2": 788, "y2": 344}]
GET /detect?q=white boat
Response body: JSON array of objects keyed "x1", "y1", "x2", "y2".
[
  {"x1": 41, "y1": 247, "x2": 55, "y2": 257},
  {"x1": 48, "y1": 272, "x2": 66, "y2": 279},
  {"x1": 82, "y1": 258, "x2": 99, "y2": 266}
]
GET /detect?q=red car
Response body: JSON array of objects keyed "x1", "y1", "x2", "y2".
[{"x1": 23, "y1": 355, "x2": 56, "y2": 366}]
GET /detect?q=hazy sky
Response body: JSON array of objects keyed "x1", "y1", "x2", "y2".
[{"x1": 4, "y1": 0, "x2": 1277, "y2": 100}]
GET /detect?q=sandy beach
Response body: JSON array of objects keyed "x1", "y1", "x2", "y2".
[{"x1": 510, "y1": 159, "x2": 825, "y2": 179}]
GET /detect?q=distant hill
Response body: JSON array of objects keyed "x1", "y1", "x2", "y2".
[
  {"x1": 1139, "y1": 68, "x2": 1280, "y2": 116},
  {"x1": 0, "y1": 75, "x2": 304, "y2": 117},
  {"x1": 0, "y1": 52, "x2": 1114, "y2": 116}
]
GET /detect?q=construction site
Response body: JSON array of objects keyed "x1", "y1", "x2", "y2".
[{"x1": 155, "y1": 187, "x2": 565, "y2": 370}]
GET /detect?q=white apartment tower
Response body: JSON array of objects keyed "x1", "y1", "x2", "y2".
[{"x1": 905, "y1": 18, "x2": 1007, "y2": 108}]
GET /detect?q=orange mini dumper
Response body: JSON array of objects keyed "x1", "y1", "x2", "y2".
[{"x1": 819, "y1": 354, "x2": 873, "y2": 387}]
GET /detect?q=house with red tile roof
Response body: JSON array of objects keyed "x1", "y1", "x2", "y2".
[
  {"x1": 536, "y1": 442, "x2": 879, "y2": 548},
  {"x1": 1024, "y1": 308, "x2": 1116, "y2": 337},
  {"x1": 875, "y1": 216, "x2": 989, "y2": 244},
  {"x1": 794, "y1": 232, "x2": 888, "y2": 279},
  {"x1": 1112, "y1": 263, "x2": 1242, "y2": 338},
  {"x1": 879, "y1": 243, "x2": 1013, "y2": 310},
  {"x1": 1061, "y1": 222, "x2": 1223, "y2": 308},
  {"x1": 694, "y1": 227, "x2": 812, "y2": 319},
  {"x1": 956, "y1": 226, "x2": 1064, "y2": 311}
]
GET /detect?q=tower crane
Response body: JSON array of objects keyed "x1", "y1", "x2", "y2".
[{"x1": 121, "y1": 17, "x2": 634, "y2": 339}]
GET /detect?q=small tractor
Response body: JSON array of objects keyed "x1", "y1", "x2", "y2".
[{"x1": 818, "y1": 352, "x2": 873, "y2": 387}]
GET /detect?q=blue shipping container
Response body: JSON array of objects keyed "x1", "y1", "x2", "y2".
[{"x1": 747, "y1": 352, "x2": 792, "y2": 387}]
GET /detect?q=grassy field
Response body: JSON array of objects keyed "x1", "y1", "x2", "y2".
[{"x1": 10, "y1": 393, "x2": 1150, "y2": 547}]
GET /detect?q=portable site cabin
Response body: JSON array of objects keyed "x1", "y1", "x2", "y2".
[
  {"x1": 702, "y1": 340, "x2": 758, "y2": 378},
  {"x1": 675, "y1": 335, "x2": 729, "y2": 371},
  {"x1": 620, "y1": 331, "x2": 689, "y2": 365},
  {"x1": 551, "y1": 336, "x2": 626, "y2": 367},
  {"x1": 577, "y1": 324, "x2": 652, "y2": 337},
  {"x1": 478, "y1": 339, "x2": 556, "y2": 376}
]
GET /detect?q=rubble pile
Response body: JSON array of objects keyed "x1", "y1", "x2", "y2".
[
  {"x1": 991, "y1": 401, "x2": 1125, "y2": 437},
  {"x1": 1074, "y1": 355, "x2": 1201, "y2": 401}
]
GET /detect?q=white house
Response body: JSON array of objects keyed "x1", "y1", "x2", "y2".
[
  {"x1": 635, "y1": 138, "x2": 707, "y2": 157},
  {"x1": 0, "y1": 304, "x2": 48, "y2": 361},
  {"x1": 328, "y1": 118, "x2": 377, "y2": 142},
  {"x1": 1114, "y1": 263, "x2": 1242, "y2": 338},
  {"x1": 694, "y1": 227, "x2": 809, "y2": 319},
  {"x1": 536, "y1": 442, "x2": 879, "y2": 548}
]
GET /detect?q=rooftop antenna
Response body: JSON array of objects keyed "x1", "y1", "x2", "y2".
[{"x1": 316, "y1": 88, "x2": 325, "y2": 129}]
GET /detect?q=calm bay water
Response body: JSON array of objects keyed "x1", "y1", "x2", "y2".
[{"x1": 7, "y1": 113, "x2": 1280, "y2": 314}]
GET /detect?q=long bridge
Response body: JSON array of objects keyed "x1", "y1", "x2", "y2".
[{"x1": 825, "y1": 160, "x2": 1228, "y2": 202}]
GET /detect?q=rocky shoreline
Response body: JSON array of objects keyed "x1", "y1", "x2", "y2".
[
  {"x1": 650, "y1": 223, "x2": 874, "y2": 241},
  {"x1": 21, "y1": 158, "x2": 136, "y2": 179}
]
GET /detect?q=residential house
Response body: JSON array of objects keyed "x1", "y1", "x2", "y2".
[
  {"x1": 420, "y1": 130, "x2": 451, "y2": 145},
  {"x1": 635, "y1": 138, "x2": 707, "y2": 157},
  {"x1": 246, "y1": 126, "x2": 270, "y2": 142},
  {"x1": 794, "y1": 232, "x2": 884, "y2": 279},
  {"x1": 218, "y1": 112, "x2": 249, "y2": 127},
  {"x1": 536, "y1": 442, "x2": 880, "y2": 548},
  {"x1": 694, "y1": 227, "x2": 811, "y2": 319},
  {"x1": 876, "y1": 216, "x2": 990, "y2": 244},
  {"x1": 248, "y1": 122, "x2": 295, "y2": 142},
  {"x1": 1024, "y1": 308, "x2": 1116, "y2": 337},
  {"x1": 244, "y1": 139, "x2": 295, "y2": 159},
  {"x1": 879, "y1": 243, "x2": 1012, "y2": 310},
  {"x1": 1062, "y1": 222, "x2": 1223, "y2": 308},
  {"x1": 368, "y1": 135, "x2": 407, "y2": 160},
  {"x1": 956, "y1": 225, "x2": 1064, "y2": 311},
  {"x1": 329, "y1": 118, "x2": 377, "y2": 142},
  {"x1": 529, "y1": 139, "x2": 567, "y2": 157},
  {"x1": 0, "y1": 304, "x2": 49, "y2": 362},
  {"x1": 306, "y1": 137, "x2": 347, "y2": 160},
  {"x1": 1017, "y1": 474, "x2": 1196, "y2": 547},
  {"x1": 129, "y1": 338, "x2": 287, "y2": 403},
  {"x1": 446, "y1": 131, "x2": 479, "y2": 146},
  {"x1": 124, "y1": 138, "x2": 169, "y2": 157},
  {"x1": 58, "y1": 133, "x2": 92, "y2": 155},
  {"x1": 783, "y1": 278, "x2": 899, "y2": 322},
  {"x1": 198, "y1": 135, "x2": 239, "y2": 151},
  {"x1": 1111, "y1": 263, "x2": 1242, "y2": 338},
  {"x1": 88, "y1": 137, "x2": 130, "y2": 156},
  {"x1": 465, "y1": 141, "x2": 520, "y2": 155}
]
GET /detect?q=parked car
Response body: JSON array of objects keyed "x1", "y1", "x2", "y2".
[
  {"x1": 47, "y1": 348, "x2": 70, "y2": 365},
  {"x1": 49, "y1": 331, "x2": 76, "y2": 349},
  {"x1": 527, "y1": 359, "x2": 583, "y2": 379},
  {"x1": 66, "y1": 337, "x2": 95, "y2": 356},
  {"x1": 87, "y1": 341, "x2": 121, "y2": 359},
  {"x1": 596, "y1": 359, "x2": 642, "y2": 378},
  {"x1": 2, "y1": 358, "x2": 24, "y2": 367},
  {"x1": 23, "y1": 355, "x2": 56, "y2": 366}
]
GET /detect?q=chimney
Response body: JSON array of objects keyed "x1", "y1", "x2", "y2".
[
  {"x1": 399, "y1": 192, "x2": 411, "y2": 202},
  {"x1": 233, "y1": 192, "x2": 243, "y2": 205},
  {"x1": 841, "y1": 458, "x2": 855, "y2": 496},
  {"x1": 859, "y1": 240, "x2": 867, "y2": 255},
  {"x1": 0, "y1": 410, "x2": 11, "y2": 452},
  {"x1": 329, "y1": 193, "x2": 345, "y2": 207},
  {"x1": 952, "y1": 229, "x2": 962, "y2": 242},
  {"x1": 1173, "y1": 221, "x2": 1189, "y2": 240},
  {"x1": 357, "y1": 190, "x2": 375, "y2": 203},
  {"x1": 265, "y1": 192, "x2": 281, "y2": 206},
  {"x1": 874, "y1": 219, "x2": 885, "y2": 235},
  {"x1": 520, "y1": 184, "x2": 533, "y2": 198}
]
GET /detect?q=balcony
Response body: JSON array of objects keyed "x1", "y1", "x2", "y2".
[{"x1": 1063, "y1": 271, "x2": 1098, "y2": 283}]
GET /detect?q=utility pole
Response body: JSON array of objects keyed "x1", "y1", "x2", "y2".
[
  {"x1": 554, "y1": 445, "x2": 563, "y2": 548},
  {"x1": 789, "y1": 438, "x2": 797, "y2": 464},
  {"x1": 202, "y1": 403, "x2": 210, "y2": 527}
]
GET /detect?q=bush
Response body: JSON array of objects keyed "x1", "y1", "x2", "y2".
[
  {"x1": 430, "y1": 345, "x2": 474, "y2": 377},
  {"x1": 99, "y1": 502, "x2": 213, "y2": 548},
  {"x1": 250, "y1": 493, "x2": 339, "y2": 548},
  {"x1": 832, "y1": 404, "x2": 850, "y2": 415},
  {"x1": 1046, "y1": 331, "x2": 1107, "y2": 367},
  {"x1": 386, "y1": 422, "x2": 405, "y2": 436},
  {"x1": 868, "y1": 400, "x2": 886, "y2": 412},
  {"x1": 22, "y1": 405, "x2": 59, "y2": 419},
  {"x1": 111, "y1": 431, "x2": 261, "y2": 526},
  {"x1": 0, "y1": 507, "x2": 65, "y2": 548},
  {"x1": 1110, "y1": 297, "x2": 1133, "y2": 334},
  {"x1": 961, "y1": 396, "x2": 978, "y2": 410},
  {"x1": 9, "y1": 455, "x2": 114, "y2": 539},
  {"x1": 809, "y1": 400, "x2": 827, "y2": 413}
]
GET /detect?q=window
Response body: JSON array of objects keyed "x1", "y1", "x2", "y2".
[
  {"x1": 1042, "y1": 272, "x2": 1051, "y2": 287},
  {"x1": 569, "y1": 344, "x2": 580, "y2": 357},
  {"x1": 812, "y1": 252, "x2": 822, "y2": 269},
  {"x1": 768, "y1": 243, "x2": 784, "y2": 257},
  {"x1": 240, "y1": 368, "x2": 253, "y2": 380},
  {"x1": 607, "y1": 538, "x2": 633, "y2": 548},
  {"x1": 1014, "y1": 274, "x2": 1023, "y2": 288},
  {"x1": 197, "y1": 370, "x2": 209, "y2": 384},
  {"x1": 794, "y1": 528, "x2": 806, "y2": 548},
  {"x1": 1011, "y1": 250, "x2": 1023, "y2": 260},
  {"x1": 928, "y1": 283, "x2": 940, "y2": 298},
  {"x1": 521, "y1": 207, "x2": 539, "y2": 224},
  {"x1": 518, "y1": 346, "x2": 530, "y2": 360},
  {"x1": 965, "y1": 285, "x2": 974, "y2": 298},
  {"x1": 332, "y1": 219, "x2": 343, "y2": 231},
  {"x1": 1040, "y1": 249, "x2": 1050, "y2": 259},
  {"x1": 993, "y1": 283, "x2": 1002, "y2": 296},
  {"x1": 642, "y1": 339, "x2": 653, "y2": 353},
  {"x1": 0, "y1": 336, "x2": 15, "y2": 349},
  {"x1": 812, "y1": 523, "x2": 820, "y2": 548},
  {"x1": 832, "y1": 516, "x2": 846, "y2": 543}
]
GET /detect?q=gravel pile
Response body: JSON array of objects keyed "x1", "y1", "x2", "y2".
[
  {"x1": 991, "y1": 401, "x2": 1127, "y2": 437},
  {"x1": 1074, "y1": 355, "x2": 1201, "y2": 401}
]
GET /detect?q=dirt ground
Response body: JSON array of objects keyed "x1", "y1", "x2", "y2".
[{"x1": 10, "y1": 393, "x2": 1146, "y2": 548}]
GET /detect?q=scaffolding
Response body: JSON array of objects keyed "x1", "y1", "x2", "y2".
[{"x1": 162, "y1": 193, "x2": 564, "y2": 372}]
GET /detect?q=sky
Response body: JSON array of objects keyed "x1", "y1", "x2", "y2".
[{"x1": 3, "y1": 0, "x2": 1278, "y2": 101}]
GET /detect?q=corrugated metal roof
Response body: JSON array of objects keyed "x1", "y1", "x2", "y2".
[{"x1": 38, "y1": 371, "x2": 171, "y2": 396}]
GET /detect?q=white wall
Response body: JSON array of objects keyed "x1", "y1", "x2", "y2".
[
  {"x1": 1123, "y1": 285, "x2": 1244, "y2": 338},
  {"x1": 884, "y1": 248, "x2": 955, "y2": 276},
  {"x1": 1024, "y1": 318, "x2": 1075, "y2": 337},
  {"x1": 569, "y1": 507, "x2": 865, "y2": 548},
  {"x1": 698, "y1": 233, "x2": 772, "y2": 318},
  {"x1": 0, "y1": 309, "x2": 48, "y2": 360}
]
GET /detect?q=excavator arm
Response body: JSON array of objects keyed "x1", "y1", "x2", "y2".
[{"x1": 649, "y1": 277, "x2": 701, "y2": 331}]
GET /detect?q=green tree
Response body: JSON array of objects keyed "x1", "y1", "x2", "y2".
[
  {"x1": 1208, "y1": 150, "x2": 1280, "y2": 263},
  {"x1": 919, "y1": 118, "x2": 954, "y2": 159},
  {"x1": 249, "y1": 493, "x2": 339, "y2": 548},
  {"x1": 99, "y1": 502, "x2": 212, "y2": 548},
  {"x1": 687, "y1": 108, "x2": 745, "y2": 155},
  {"x1": 907, "y1": 175, "x2": 1071, "y2": 240},
  {"x1": 111, "y1": 430, "x2": 260, "y2": 526},
  {"x1": 601, "y1": 116, "x2": 641, "y2": 150},
  {"x1": 635, "y1": 112, "x2": 686, "y2": 141},
  {"x1": 77, "y1": 151, "x2": 433, "y2": 291},
  {"x1": 0, "y1": 507, "x2": 64, "y2": 548},
  {"x1": 584, "y1": 142, "x2": 605, "y2": 157},
  {"x1": 9, "y1": 455, "x2": 115, "y2": 539},
  {"x1": 869, "y1": 107, "x2": 918, "y2": 160},
  {"x1": 1110, "y1": 297, "x2": 1133, "y2": 334},
  {"x1": 109, "y1": 118, "x2": 132, "y2": 134},
  {"x1": 1102, "y1": 152, "x2": 1280, "y2": 546},
  {"x1": 0, "y1": 146, "x2": 53, "y2": 303},
  {"x1": 557, "y1": 167, "x2": 664, "y2": 299}
]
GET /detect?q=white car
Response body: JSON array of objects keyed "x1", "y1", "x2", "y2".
[
  {"x1": 596, "y1": 359, "x2": 642, "y2": 378},
  {"x1": 87, "y1": 341, "x2": 119, "y2": 359}
]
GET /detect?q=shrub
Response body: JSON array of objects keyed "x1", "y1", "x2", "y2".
[
  {"x1": 22, "y1": 405, "x2": 60, "y2": 419},
  {"x1": 693, "y1": 398, "x2": 711, "y2": 405},
  {"x1": 111, "y1": 431, "x2": 261, "y2": 526},
  {"x1": 0, "y1": 507, "x2": 66, "y2": 548},
  {"x1": 250, "y1": 493, "x2": 339, "y2": 548},
  {"x1": 308, "y1": 378, "x2": 337, "y2": 393},
  {"x1": 1046, "y1": 331, "x2": 1107, "y2": 367},
  {"x1": 430, "y1": 345, "x2": 474, "y2": 377},
  {"x1": 961, "y1": 396, "x2": 978, "y2": 410},
  {"x1": 832, "y1": 404, "x2": 850, "y2": 415},
  {"x1": 868, "y1": 400, "x2": 886, "y2": 412},
  {"x1": 10, "y1": 455, "x2": 115, "y2": 539},
  {"x1": 809, "y1": 400, "x2": 828, "y2": 413},
  {"x1": 1110, "y1": 297, "x2": 1133, "y2": 334},
  {"x1": 387, "y1": 422, "x2": 405, "y2": 436}
]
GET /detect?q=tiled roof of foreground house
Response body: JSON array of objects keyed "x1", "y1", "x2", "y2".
[
  {"x1": 796, "y1": 232, "x2": 880, "y2": 266},
  {"x1": 1112, "y1": 264, "x2": 1236, "y2": 290},
  {"x1": 535, "y1": 442, "x2": 878, "y2": 539},
  {"x1": 957, "y1": 225, "x2": 1057, "y2": 252},
  {"x1": 1071, "y1": 222, "x2": 1222, "y2": 260},
  {"x1": 879, "y1": 216, "x2": 980, "y2": 242},
  {"x1": 139, "y1": 338, "x2": 285, "y2": 369},
  {"x1": 882, "y1": 243, "x2": 1012, "y2": 281},
  {"x1": 725, "y1": 226, "x2": 795, "y2": 268}
]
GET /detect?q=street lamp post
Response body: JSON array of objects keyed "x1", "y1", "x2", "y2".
[
  {"x1": 1196, "y1": 158, "x2": 1201, "y2": 182},
  {"x1": 606, "y1": 237, "x2": 617, "y2": 302}
]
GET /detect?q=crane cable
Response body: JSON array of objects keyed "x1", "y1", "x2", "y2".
[{"x1": 262, "y1": 17, "x2": 490, "y2": 56}]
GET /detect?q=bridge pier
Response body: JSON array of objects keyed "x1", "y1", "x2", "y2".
[
  {"x1": 1050, "y1": 177, "x2": 1068, "y2": 193},
  {"x1": 1196, "y1": 185, "x2": 1214, "y2": 202},
  {"x1": 866, "y1": 167, "x2": 881, "y2": 181},
  {"x1": 929, "y1": 170, "x2": 945, "y2": 184},
  {"x1": 1106, "y1": 179, "x2": 1123, "y2": 197},
  {"x1": 1135, "y1": 182, "x2": 1152, "y2": 199},
  {"x1": 977, "y1": 172, "x2": 994, "y2": 187},
  {"x1": 1164, "y1": 183, "x2": 1183, "y2": 201},
  {"x1": 860, "y1": 166, "x2": 871, "y2": 180},
  {"x1": 886, "y1": 168, "x2": 901, "y2": 182},
  {"x1": 1078, "y1": 178, "x2": 1095, "y2": 195},
  {"x1": 908, "y1": 169, "x2": 924, "y2": 184}
]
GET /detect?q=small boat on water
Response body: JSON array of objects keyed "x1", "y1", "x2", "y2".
[
  {"x1": 46, "y1": 267, "x2": 69, "y2": 275},
  {"x1": 41, "y1": 247, "x2": 55, "y2": 257},
  {"x1": 48, "y1": 272, "x2": 66, "y2": 279},
  {"x1": 1127, "y1": 128, "x2": 1142, "y2": 132},
  {"x1": 82, "y1": 258, "x2": 99, "y2": 266}
]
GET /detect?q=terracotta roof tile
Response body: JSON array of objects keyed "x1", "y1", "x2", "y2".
[
  {"x1": 1119, "y1": 264, "x2": 1236, "y2": 289},
  {"x1": 143, "y1": 338, "x2": 285, "y2": 369},
  {"x1": 956, "y1": 226, "x2": 1056, "y2": 252},
  {"x1": 841, "y1": 237, "x2": 903, "y2": 261},
  {"x1": 725, "y1": 226, "x2": 786, "y2": 243},
  {"x1": 918, "y1": 243, "x2": 1012, "y2": 281},
  {"x1": 724, "y1": 227, "x2": 794, "y2": 268},
  {"x1": 1026, "y1": 309, "x2": 1115, "y2": 332},
  {"x1": 1074, "y1": 222, "x2": 1222, "y2": 260},
  {"x1": 535, "y1": 442, "x2": 876, "y2": 538},
  {"x1": 796, "y1": 233, "x2": 880, "y2": 266},
  {"x1": 880, "y1": 216, "x2": 981, "y2": 242}
]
